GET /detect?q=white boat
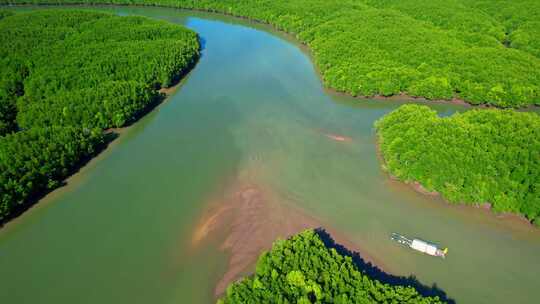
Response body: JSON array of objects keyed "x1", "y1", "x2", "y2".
[{"x1": 391, "y1": 233, "x2": 448, "y2": 258}]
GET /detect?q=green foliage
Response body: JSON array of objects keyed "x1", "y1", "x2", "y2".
[
  {"x1": 0, "y1": 126, "x2": 104, "y2": 217},
  {"x1": 16, "y1": 81, "x2": 159, "y2": 129},
  {"x1": 437, "y1": 1, "x2": 540, "y2": 58},
  {"x1": 0, "y1": 9, "x2": 13, "y2": 19},
  {"x1": 3, "y1": 0, "x2": 540, "y2": 107},
  {"x1": 218, "y1": 230, "x2": 444, "y2": 303},
  {"x1": 375, "y1": 105, "x2": 540, "y2": 222},
  {"x1": 0, "y1": 10, "x2": 199, "y2": 221},
  {"x1": 509, "y1": 21, "x2": 540, "y2": 58},
  {"x1": 533, "y1": 217, "x2": 540, "y2": 228}
]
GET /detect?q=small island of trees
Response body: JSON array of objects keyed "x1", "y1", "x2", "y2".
[{"x1": 376, "y1": 105, "x2": 540, "y2": 226}]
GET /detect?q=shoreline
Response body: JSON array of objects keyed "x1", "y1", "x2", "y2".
[
  {"x1": 4, "y1": 3, "x2": 540, "y2": 111},
  {"x1": 1, "y1": 3, "x2": 536, "y2": 233},
  {"x1": 189, "y1": 177, "x2": 390, "y2": 298},
  {"x1": 374, "y1": 137, "x2": 537, "y2": 228},
  {"x1": 0, "y1": 52, "x2": 200, "y2": 229},
  {"x1": 190, "y1": 171, "x2": 455, "y2": 302}
]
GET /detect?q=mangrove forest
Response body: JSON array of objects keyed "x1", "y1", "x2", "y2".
[
  {"x1": 4, "y1": 0, "x2": 540, "y2": 107},
  {"x1": 0, "y1": 9, "x2": 199, "y2": 222},
  {"x1": 0, "y1": 2, "x2": 538, "y2": 304},
  {"x1": 376, "y1": 105, "x2": 540, "y2": 226},
  {"x1": 218, "y1": 230, "x2": 444, "y2": 304}
]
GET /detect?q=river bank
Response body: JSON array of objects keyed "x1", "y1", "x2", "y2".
[
  {"x1": 375, "y1": 119, "x2": 540, "y2": 228},
  {"x1": 375, "y1": 132, "x2": 538, "y2": 228},
  {"x1": 5, "y1": 3, "x2": 540, "y2": 111},
  {"x1": 0, "y1": 56, "x2": 199, "y2": 229},
  {"x1": 190, "y1": 172, "x2": 387, "y2": 296}
]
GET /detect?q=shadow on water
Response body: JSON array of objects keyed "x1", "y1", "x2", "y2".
[
  {"x1": 199, "y1": 35, "x2": 207, "y2": 51},
  {"x1": 315, "y1": 228, "x2": 456, "y2": 304}
]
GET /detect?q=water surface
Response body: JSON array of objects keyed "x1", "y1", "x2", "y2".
[{"x1": 1, "y1": 6, "x2": 539, "y2": 304}]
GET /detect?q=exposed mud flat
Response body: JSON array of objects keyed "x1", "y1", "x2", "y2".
[
  {"x1": 311, "y1": 127, "x2": 353, "y2": 143},
  {"x1": 192, "y1": 181, "x2": 320, "y2": 295},
  {"x1": 324, "y1": 133, "x2": 353, "y2": 142},
  {"x1": 191, "y1": 175, "x2": 382, "y2": 296},
  {"x1": 409, "y1": 181, "x2": 439, "y2": 196},
  {"x1": 158, "y1": 85, "x2": 179, "y2": 96}
]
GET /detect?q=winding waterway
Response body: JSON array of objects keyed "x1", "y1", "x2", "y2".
[{"x1": 1, "y1": 6, "x2": 539, "y2": 304}]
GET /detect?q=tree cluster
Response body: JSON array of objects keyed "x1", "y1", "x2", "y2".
[
  {"x1": 4, "y1": 0, "x2": 539, "y2": 107},
  {"x1": 375, "y1": 105, "x2": 540, "y2": 226},
  {"x1": 218, "y1": 230, "x2": 444, "y2": 304},
  {"x1": 0, "y1": 10, "x2": 199, "y2": 221}
]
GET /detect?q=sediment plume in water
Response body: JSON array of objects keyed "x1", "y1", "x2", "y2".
[
  {"x1": 324, "y1": 133, "x2": 352, "y2": 142},
  {"x1": 191, "y1": 174, "x2": 383, "y2": 296},
  {"x1": 192, "y1": 181, "x2": 320, "y2": 295}
]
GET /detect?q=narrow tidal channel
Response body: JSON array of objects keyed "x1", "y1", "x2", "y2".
[{"x1": 1, "y1": 6, "x2": 539, "y2": 304}]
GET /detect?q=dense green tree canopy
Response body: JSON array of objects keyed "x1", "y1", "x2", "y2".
[
  {"x1": 375, "y1": 105, "x2": 540, "y2": 226},
  {"x1": 4, "y1": 0, "x2": 540, "y2": 107},
  {"x1": 0, "y1": 10, "x2": 199, "y2": 222},
  {"x1": 218, "y1": 230, "x2": 445, "y2": 304}
]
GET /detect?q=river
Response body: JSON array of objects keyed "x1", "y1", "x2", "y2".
[{"x1": 1, "y1": 6, "x2": 539, "y2": 304}]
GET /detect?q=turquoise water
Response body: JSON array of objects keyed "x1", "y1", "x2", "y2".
[{"x1": 0, "y1": 6, "x2": 539, "y2": 304}]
